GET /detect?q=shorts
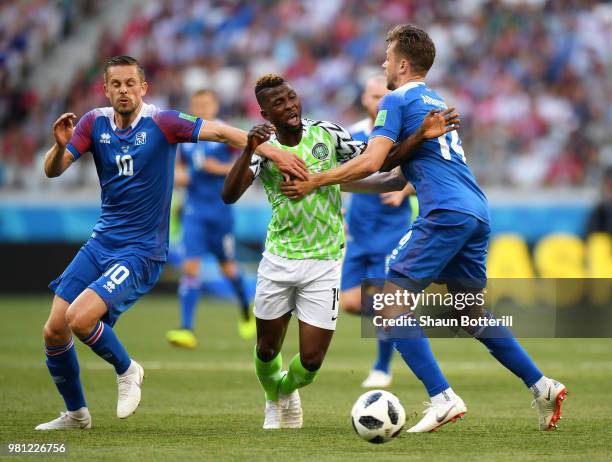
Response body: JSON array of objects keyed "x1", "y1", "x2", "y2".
[
  {"x1": 181, "y1": 215, "x2": 234, "y2": 262},
  {"x1": 341, "y1": 243, "x2": 388, "y2": 291},
  {"x1": 388, "y1": 210, "x2": 490, "y2": 292},
  {"x1": 253, "y1": 251, "x2": 342, "y2": 331},
  {"x1": 49, "y1": 240, "x2": 164, "y2": 326}
]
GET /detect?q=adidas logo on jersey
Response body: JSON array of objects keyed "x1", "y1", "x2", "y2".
[{"x1": 100, "y1": 133, "x2": 111, "y2": 144}]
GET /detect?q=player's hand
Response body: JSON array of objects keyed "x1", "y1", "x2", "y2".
[
  {"x1": 52, "y1": 113, "x2": 77, "y2": 148},
  {"x1": 419, "y1": 107, "x2": 460, "y2": 140},
  {"x1": 280, "y1": 177, "x2": 316, "y2": 200},
  {"x1": 380, "y1": 191, "x2": 406, "y2": 207},
  {"x1": 273, "y1": 153, "x2": 310, "y2": 182},
  {"x1": 252, "y1": 126, "x2": 309, "y2": 181},
  {"x1": 247, "y1": 124, "x2": 274, "y2": 151}
]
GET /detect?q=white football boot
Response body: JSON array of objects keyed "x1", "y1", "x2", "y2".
[
  {"x1": 279, "y1": 390, "x2": 303, "y2": 428},
  {"x1": 116, "y1": 360, "x2": 144, "y2": 418},
  {"x1": 407, "y1": 394, "x2": 467, "y2": 433},
  {"x1": 361, "y1": 370, "x2": 392, "y2": 388},
  {"x1": 263, "y1": 400, "x2": 281, "y2": 429},
  {"x1": 35, "y1": 408, "x2": 91, "y2": 430},
  {"x1": 532, "y1": 378, "x2": 568, "y2": 430}
]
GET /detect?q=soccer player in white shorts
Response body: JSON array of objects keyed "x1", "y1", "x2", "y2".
[{"x1": 222, "y1": 73, "x2": 455, "y2": 429}]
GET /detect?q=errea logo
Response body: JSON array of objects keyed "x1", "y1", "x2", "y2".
[
  {"x1": 103, "y1": 280, "x2": 116, "y2": 293},
  {"x1": 100, "y1": 133, "x2": 111, "y2": 144}
]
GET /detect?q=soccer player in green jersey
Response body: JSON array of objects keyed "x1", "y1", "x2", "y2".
[{"x1": 222, "y1": 74, "x2": 458, "y2": 429}]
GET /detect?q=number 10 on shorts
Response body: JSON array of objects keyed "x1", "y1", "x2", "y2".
[{"x1": 104, "y1": 264, "x2": 130, "y2": 285}]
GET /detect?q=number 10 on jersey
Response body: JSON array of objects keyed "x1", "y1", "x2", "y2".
[{"x1": 115, "y1": 155, "x2": 133, "y2": 176}]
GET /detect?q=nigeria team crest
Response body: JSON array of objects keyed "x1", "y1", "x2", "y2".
[{"x1": 312, "y1": 143, "x2": 329, "y2": 160}]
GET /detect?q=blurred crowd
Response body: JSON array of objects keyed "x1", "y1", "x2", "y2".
[{"x1": 0, "y1": 0, "x2": 610, "y2": 191}]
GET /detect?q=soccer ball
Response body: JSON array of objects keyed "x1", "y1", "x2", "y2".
[{"x1": 351, "y1": 390, "x2": 406, "y2": 443}]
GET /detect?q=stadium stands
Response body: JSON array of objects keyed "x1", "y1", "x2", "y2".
[{"x1": 0, "y1": 0, "x2": 610, "y2": 191}]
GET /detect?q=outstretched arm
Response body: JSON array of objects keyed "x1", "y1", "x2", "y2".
[
  {"x1": 222, "y1": 124, "x2": 274, "y2": 204},
  {"x1": 280, "y1": 108, "x2": 459, "y2": 199},
  {"x1": 44, "y1": 113, "x2": 77, "y2": 178},
  {"x1": 199, "y1": 120, "x2": 308, "y2": 181},
  {"x1": 340, "y1": 168, "x2": 408, "y2": 194}
]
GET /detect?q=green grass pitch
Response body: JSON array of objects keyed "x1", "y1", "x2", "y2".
[{"x1": 0, "y1": 294, "x2": 610, "y2": 461}]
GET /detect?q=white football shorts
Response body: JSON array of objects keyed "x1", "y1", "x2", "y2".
[{"x1": 253, "y1": 251, "x2": 342, "y2": 331}]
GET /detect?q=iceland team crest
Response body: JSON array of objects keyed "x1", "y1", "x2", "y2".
[
  {"x1": 136, "y1": 131, "x2": 147, "y2": 145},
  {"x1": 312, "y1": 143, "x2": 329, "y2": 160}
]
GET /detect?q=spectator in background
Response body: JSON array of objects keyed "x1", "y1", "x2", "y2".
[{"x1": 1, "y1": 0, "x2": 611, "y2": 191}]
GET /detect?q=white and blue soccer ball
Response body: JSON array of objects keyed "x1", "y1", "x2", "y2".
[{"x1": 351, "y1": 390, "x2": 406, "y2": 443}]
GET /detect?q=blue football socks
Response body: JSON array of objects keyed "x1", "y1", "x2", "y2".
[
  {"x1": 45, "y1": 338, "x2": 87, "y2": 411},
  {"x1": 82, "y1": 321, "x2": 131, "y2": 375},
  {"x1": 178, "y1": 275, "x2": 200, "y2": 330}
]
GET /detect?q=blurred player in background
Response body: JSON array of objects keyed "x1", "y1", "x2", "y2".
[
  {"x1": 282, "y1": 25, "x2": 568, "y2": 433},
  {"x1": 37, "y1": 56, "x2": 307, "y2": 431},
  {"x1": 223, "y1": 74, "x2": 457, "y2": 430},
  {"x1": 166, "y1": 89, "x2": 255, "y2": 350},
  {"x1": 342, "y1": 75, "x2": 417, "y2": 388}
]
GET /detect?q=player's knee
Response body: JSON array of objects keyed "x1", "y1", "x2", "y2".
[
  {"x1": 43, "y1": 322, "x2": 70, "y2": 346},
  {"x1": 220, "y1": 261, "x2": 237, "y2": 279},
  {"x1": 340, "y1": 291, "x2": 361, "y2": 314},
  {"x1": 65, "y1": 305, "x2": 97, "y2": 338},
  {"x1": 300, "y1": 352, "x2": 324, "y2": 372},
  {"x1": 182, "y1": 260, "x2": 200, "y2": 278},
  {"x1": 256, "y1": 342, "x2": 280, "y2": 363},
  {"x1": 341, "y1": 300, "x2": 361, "y2": 314}
]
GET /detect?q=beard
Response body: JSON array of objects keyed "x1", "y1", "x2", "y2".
[{"x1": 114, "y1": 99, "x2": 137, "y2": 116}]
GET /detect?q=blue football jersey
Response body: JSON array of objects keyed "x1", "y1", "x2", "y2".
[
  {"x1": 179, "y1": 137, "x2": 233, "y2": 222},
  {"x1": 66, "y1": 103, "x2": 203, "y2": 261},
  {"x1": 346, "y1": 118, "x2": 411, "y2": 252},
  {"x1": 371, "y1": 82, "x2": 489, "y2": 223}
]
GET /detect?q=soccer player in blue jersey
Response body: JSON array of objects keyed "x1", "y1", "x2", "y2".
[
  {"x1": 37, "y1": 56, "x2": 306, "y2": 430},
  {"x1": 166, "y1": 89, "x2": 254, "y2": 349},
  {"x1": 281, "y1": 25, "x2": 567, "y2": 432},
  {"x1": 342, "y1": 75, "x2": 416, "y2": 388}
]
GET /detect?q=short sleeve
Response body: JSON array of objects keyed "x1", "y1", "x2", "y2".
[
  {"x1": 249, "y1": 153, "x2": 265, "y2": 178},
  {"x1": 66, "y1": 110, "x2": 96, "y2": 160},
  {"x1": 371, "y1": 92, "x2": 403, "y2": 143},
  {"x1": 154, "y1": 110, "x2": 203, "y2": 144},
  {"x1": 311, "y1": 120, "x2": 367, "y2": 164}
]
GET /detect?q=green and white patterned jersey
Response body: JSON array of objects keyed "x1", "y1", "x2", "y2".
[{"x1": 249, "y1": 119, "x2": 366, "y2": 260}]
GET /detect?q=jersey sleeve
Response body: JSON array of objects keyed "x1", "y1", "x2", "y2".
[
  {"x1": 248, "y1": 153, "x2": 266, "y2": 178},
  {"x1": 312, "y1": 120, "x2": 367, "y2": 164},
  {"x1": 154, "y1": 110, "x2": 203, "y2": 144},
  {"x1": 371, "y1": 92, "x2": 403, "y2": 143},
  {"x1": 66, "y1": 110, "x2": 97, "y2": 160}
]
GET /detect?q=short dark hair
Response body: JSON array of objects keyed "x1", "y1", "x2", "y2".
[
  {"x1": 386, "y1": 24, "x2": 435, "y2": 75},
  {"x1": 103, "y1": 55, "x2": 145, "y2": 82},
  {"x1": 254, "y1": 73, "x2": 286, "y2": 105}
]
